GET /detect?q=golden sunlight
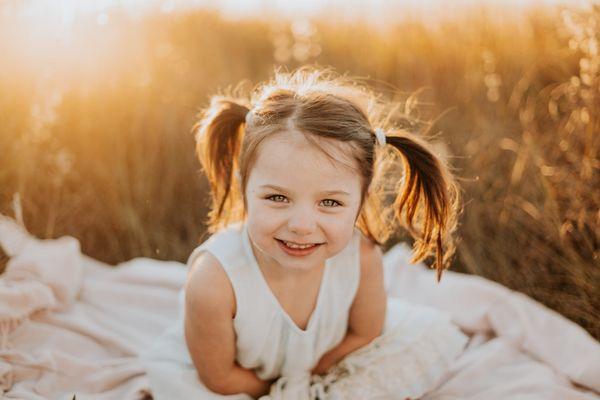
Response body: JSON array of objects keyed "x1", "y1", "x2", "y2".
[
  {"x1": 0, "y1": 2, "x2": 598, "y2": 377},
  {"x1": 1, "y1": 0, "x2": 587, "y2": 88}
]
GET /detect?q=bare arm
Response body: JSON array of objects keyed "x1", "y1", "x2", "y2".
[
  {"x1": 184, "y1": 251, "x2": 274, "y2": 397},
  {"x1": 311, "y1": 235, "x2": 387, "y2": 375},
  {"x1": 216, "y1": 363, "x2": 274, "y2": 397}
]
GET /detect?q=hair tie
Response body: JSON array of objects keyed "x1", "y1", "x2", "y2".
[
  {"x1": 245, "y1": 110, "x2": 253, "y2": 126},
  {"x1": 374, "y1": 127, "x2": 386, "y2": 147}
]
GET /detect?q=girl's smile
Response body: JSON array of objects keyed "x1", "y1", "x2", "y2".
[{"x1": 276, "y1": 238, "x2": 324, "y2": 257}]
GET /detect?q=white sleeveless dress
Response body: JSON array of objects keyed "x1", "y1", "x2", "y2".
[{"x1": 141, "y1": 222, "x2": 468, "y2": 400}]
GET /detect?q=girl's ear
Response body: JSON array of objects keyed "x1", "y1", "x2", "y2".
[
  {"x1": 386, "y1": 132, "x2": 459, "y2": 282},
  {"x1": 194, "y1": 97, "x2": 250, "y2": 231}
]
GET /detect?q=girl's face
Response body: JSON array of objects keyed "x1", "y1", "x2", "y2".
[{"x1": 244, "y1": 130, "x2": 363, "y2": 274}]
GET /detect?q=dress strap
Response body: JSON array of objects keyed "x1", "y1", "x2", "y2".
[{"x1": 326, "y1": 228, "x2": 362, "y2": 305}]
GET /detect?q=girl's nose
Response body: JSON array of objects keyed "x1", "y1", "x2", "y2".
[{"x1": 287, "y1": 207, "x2": 316, "y2": 236}]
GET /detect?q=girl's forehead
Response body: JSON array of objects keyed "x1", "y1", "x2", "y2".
[{"x1": 250, "y1": 131, "x2": 360, "y2": 187}]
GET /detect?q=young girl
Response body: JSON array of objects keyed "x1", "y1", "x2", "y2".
[{"x1": 142, "y1": 67, "x2": 468, "y2": 400}]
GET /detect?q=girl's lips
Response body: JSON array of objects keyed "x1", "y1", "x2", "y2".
[{"x1": 276, "y1": 239, "x2": 323, "y2": 257}]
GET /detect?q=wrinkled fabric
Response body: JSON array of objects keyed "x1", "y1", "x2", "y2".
[
  {"x1": 257, "y1": 298, "x2": 468, "y2": 399},
  {"x1": 144, "y1": 221, "x2": 468, "y2": 399},
  {"x1": 143, "y1": 294, "x2": 468, "y2": 400},
  {"x1": 0, "y1": 214, "x2": 599, "y2": 399}
]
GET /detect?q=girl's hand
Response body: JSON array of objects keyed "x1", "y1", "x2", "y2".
[
  {"x1": 310, "y1": 331, "x2": 372, "y2": 377},
  {"x1": 310, "y1": 358, "x2": 332, "y2": 376}
]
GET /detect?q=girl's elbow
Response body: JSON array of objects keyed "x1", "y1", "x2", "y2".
[
  {"x1": 360, "y1": 321, "x2": 385, "y2": 345},
  {"x1": 362, "y1": 330, "x2": 382, "y2": 347},
  {"x1": 205, "y1": 380, "x2": 235, "y2": 396},
  {"x1": 199, "y1": 370, "x2": 234, "y2": 395}
]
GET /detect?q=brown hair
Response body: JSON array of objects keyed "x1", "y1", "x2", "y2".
[{"x1": 194, "y1": 66, "x2": 459, "y2": 281}]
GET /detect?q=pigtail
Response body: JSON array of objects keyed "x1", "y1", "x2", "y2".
[
  {"x1": 386, "y1": 132, "x2": 459, "y2": 282},
  {"x1": 194, "y1": 97, "x2": 250, "y2": 232}
]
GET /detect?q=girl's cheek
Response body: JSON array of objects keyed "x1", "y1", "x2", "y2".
[{"x1": 247, "y1": 202, "x2": 283, "y2": 222}]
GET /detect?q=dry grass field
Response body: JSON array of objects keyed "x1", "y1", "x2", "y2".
[{"x1": 0, "y1": 3, "x2": 598, "y2": 339}]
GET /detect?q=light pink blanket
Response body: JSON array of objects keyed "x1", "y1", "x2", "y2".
[{"x1": 0, "y1": 214, "x2": 598, "y2": 399}]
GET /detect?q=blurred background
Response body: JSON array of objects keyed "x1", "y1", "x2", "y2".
[{"x1": 0, "y1": 0, "x2": 598, "y2": 339}]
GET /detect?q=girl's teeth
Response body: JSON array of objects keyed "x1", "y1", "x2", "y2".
[{"x1": 284, "y1": 241, "x2": 315, "y2": 249}]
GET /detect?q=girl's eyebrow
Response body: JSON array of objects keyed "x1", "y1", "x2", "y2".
[{"x1": 259, "y1": 184, "x2": 350, "y2": 197}]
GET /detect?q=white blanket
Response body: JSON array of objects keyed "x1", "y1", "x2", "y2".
[{"x1": 0, "y1": 214, "x2": 598, "y2": 399}]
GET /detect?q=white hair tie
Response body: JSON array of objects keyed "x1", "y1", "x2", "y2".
[
  {"x1": 374, "y1": 127, "x2": 386, "y2": 147},
  {"x1": 245, "y1": 110, "x2": 253, "y2": 126}
]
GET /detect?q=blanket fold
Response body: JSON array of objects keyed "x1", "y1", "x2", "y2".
[
  {"x1": 0, "y1": 216, "x2": 83, "y2": 351},
  {"x1": 0, "y1": 214, "x2": 599, "y2": 400}
]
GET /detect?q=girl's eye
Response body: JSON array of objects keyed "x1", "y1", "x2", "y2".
[
  {"x1": 266, "y1": 194, "x2": 288, "y2": 203},
  {"x1": 265, "y1": 195, "x2": 340, "y2": 207},
  {"x1": 321, "y1": 199, "x2": 341, "y2": 207}
]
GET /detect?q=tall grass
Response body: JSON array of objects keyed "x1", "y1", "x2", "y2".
[{"x1": 0, "y1": 5, "x2": 597, "y2": 338}]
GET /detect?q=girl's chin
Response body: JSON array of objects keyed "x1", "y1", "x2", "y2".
[
  {"x1": 281, "y1": 261, "x2": 320, "y2": 270},
  {"x1": 273, "y1": 250, "x2": 324, "y2": 271}
]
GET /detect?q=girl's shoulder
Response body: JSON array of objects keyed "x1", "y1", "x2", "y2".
[
  {"x1": 348, "y1": 226, "x2": 371, "y2": 259},
  {"x1": 354, "y1": 228, "x2": 384, "y2": 287},
  {"x1": 186, "y1": 221, "x2": 245, "y2": 270}
]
